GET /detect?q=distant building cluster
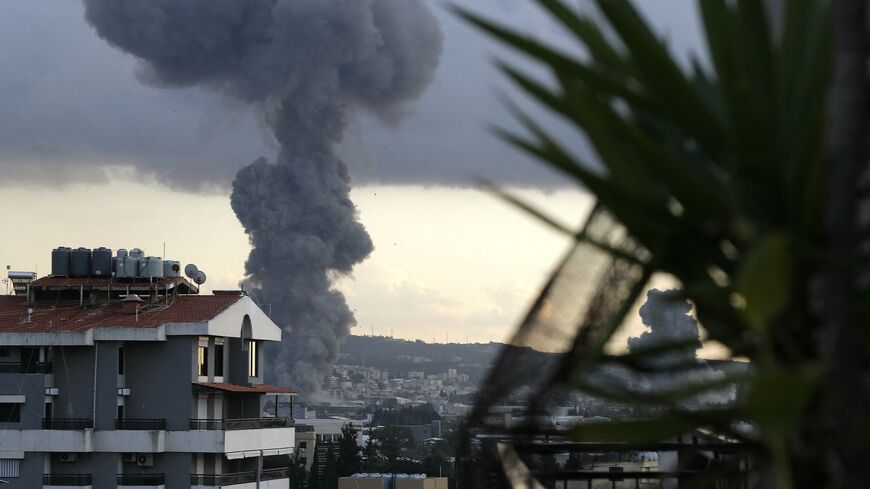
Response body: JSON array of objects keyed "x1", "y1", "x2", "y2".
[{"x1": 322, "y1": 364, "x2": 475, "y2": 411}]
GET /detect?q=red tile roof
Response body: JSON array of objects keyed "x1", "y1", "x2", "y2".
[
  {"x1": 0, "y1": 294, "x2": 243, "y2": 333},
  {"x1": 194, "y1": 382, "x2": 297, "y2": 394}
]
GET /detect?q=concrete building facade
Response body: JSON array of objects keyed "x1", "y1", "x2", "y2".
[{"x1": 0, "y1": 274, "x2": 295, "y2": 489}]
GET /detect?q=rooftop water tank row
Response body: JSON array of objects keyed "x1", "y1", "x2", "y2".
[{"x1": 51, "y1": 247, "x2": 181, "y2": 279}]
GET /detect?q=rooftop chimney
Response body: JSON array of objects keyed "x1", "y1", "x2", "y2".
[{"x1": 120, "y1": 294, "x2": 144, "y2": 315}]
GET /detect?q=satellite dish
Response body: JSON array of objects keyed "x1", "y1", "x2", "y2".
[
  {"x1": 194, "y1": 271, "x2": 207, "y2": 285},
  {"x1": 184, "y1": 264, "x2": 199, "y2": 279}
]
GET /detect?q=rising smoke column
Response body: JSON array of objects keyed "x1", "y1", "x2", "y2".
[
  {"x1": 83, "y1": 0, "x2": 443, "y2": 393},
  {"x1": 629, "y1": 289, "x2": 703, "y2": 368},
  {"x1": 628, "y1": 289, "x2": 734, "y2": 406}
]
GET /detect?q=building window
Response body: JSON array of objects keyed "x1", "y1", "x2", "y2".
[
  {"x1": 118, "y1": 346, "x2": 125, "y2": 375},
  {"x1": 0, "y1": 404, "x2": 20, "y2": 423},
  {"x1": 0, "y1": 459, "x2": 20, "y2": 478},
  {"x1": 247, "y1": 340, "x2": 258, "y2": 377},
  {"x1": 214, "y1": 344, "x2": 224, "y2": 377},
  {"x1": 117, "y1": 404, "x2": 124, "y2": 420},
  {"x1": 198, "y1": 345, "x2": 208, "y2": 377}
]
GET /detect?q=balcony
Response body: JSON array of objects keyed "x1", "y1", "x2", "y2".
[
  {"x1": 189, "y1": 417, "x2": 294, "y2": 430},
  {"x1": 116, "y1": 419, "x2": 166, "y2": 430},
  {"x1": 117, "y1": 473, "x2": 165, "y2": 486},
  {"x1": 191, "y1": 467, "x2": 289, "y2": 485},
  {"x1": 0, "y1": 361, "x2": 52, "y2": 373},
  {"x1": 43, "y1": 474, "x2": 92, "y2": 486},
  {"x1": 43, "y1": 418, "x2": 93, "y2": 430}
]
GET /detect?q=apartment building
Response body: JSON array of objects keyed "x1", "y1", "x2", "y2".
[{"x1": 0, "y1": 255, "x2": 296, "y2": 489}]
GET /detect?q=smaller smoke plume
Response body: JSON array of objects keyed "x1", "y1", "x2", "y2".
[
  {"x1": 627, "y1": 289, "x2": 734, "y2": 406},
  {"x1": 629, "y1": 289, "x2": 702, "y2": 368}
]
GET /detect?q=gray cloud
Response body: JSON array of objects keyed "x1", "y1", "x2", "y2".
[{"x1": 0, "y1": 0, "x2": 702, "y2": 191}]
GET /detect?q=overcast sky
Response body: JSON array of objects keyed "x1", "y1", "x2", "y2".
[{"x1": 0, "y1": 0, "x2": 720, "y2": 352}]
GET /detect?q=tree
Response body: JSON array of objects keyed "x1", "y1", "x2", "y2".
[
  {"x1": 371, "y1": 426, "x2": 416, "y2": 470},
  {"x1": 454, "y1": 0, "x2": 870, "y2": 487},
  {"x1": 336, "y1": 423, "x2": 362, "y2": 477},
  {"x1": 420, "y1": 442, "x2": 450, "y2": 478},
  {"x1": 323, "y1": 444, "x2": 338, "y2": 489},
  {"x1": 288, "y1": 452, "x2": 309, "y2": 489},
  {"x1": 362, "y1": 438, "x2": 382, "y2": 472}
]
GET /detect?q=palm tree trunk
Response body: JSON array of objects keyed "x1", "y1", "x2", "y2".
[{"x1": 825, "y1": 0, "x2": 869, "y2": 486}]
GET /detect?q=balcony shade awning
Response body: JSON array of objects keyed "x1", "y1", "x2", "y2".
[{"x1": 193, "y1": 382, "x2": 296, "y2": 395}]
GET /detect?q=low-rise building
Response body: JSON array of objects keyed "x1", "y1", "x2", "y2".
[{"x1": 0, "y1": 260, "x2": 296, "y2": 489}]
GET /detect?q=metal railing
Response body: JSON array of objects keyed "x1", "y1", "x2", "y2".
[
  {"x1": 43, "y1": 418, "x2": 93, "y2": 430},
  {"x1": 192, "y1": 468, "x2": 289, "y2": 486},
  {"x1": 0, "y1": 361, "x2": 52, "y2": 374},
  {"x1": 43, "y1": 474, "x2": 93, "y2": 486},
  {"x1": 115, "y1": 418, "x2": 166, "y2": 430},
  {"x1": 189, "y1": 417, "x2": 294, "y2": 431},
  {"x1": 262, "y1": 468, "x2": 291, "y2": 481},
  {"x1": 117, "y1": 473, "x2": 165, "y2": 486},
  {"x1": 191, "y1": 473, "x2": 220, "y2": 486}
]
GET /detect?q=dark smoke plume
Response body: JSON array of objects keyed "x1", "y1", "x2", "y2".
[{"x1": 83, "y1": 0, "x2": 443, "y2": 393}]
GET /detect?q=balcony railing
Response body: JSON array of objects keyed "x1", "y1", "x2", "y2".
[
  {"x1": 189, "y1": 417, "x2": 294, "y2": 431},
  {"x1": 191, "y1": 468, "x2": 289, "y2": 486},
  {"x1": 117, "y1": 473, "x2": 165, "y2": 486},
  {"x1": 43, "y1": 474, "x2": 93, "y2": 486},
  {"x1": 115, "y1": 418, "x2": 166, "y2": 430},
  {"x1": 43, "y1": 418, "x2": 93, "y2": 430},
  {"x1": 0, "y1": 361, "x2": 52, "y2": 374}
]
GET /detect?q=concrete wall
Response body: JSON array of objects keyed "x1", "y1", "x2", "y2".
[
  {"x1": 95, "y1": 343, "x2": 119, "y2": 431},
  {"x1": 0, "y1": 370, "x2": 45, "y2": 430},
  {"x1": 224, "y1": 427, "x2": 295, "y2": 454},
  {"x1": 125, "y1": 337, "x2": 194, "y2": 431},
  {"x1": 163, "y1": 452, "x2": 191, "y2": 489},
  {"x1": 91, "y1": 452, "x2": 116, "y2": 489},
  {"x1": 227, "y1": 338, "x2": 247, "y2": 385},
  {"x1": 52, "y1": 346, "x2": 95, "y2": 420},
  {"x1": 2, "y1": 453, "x2": 43, "y2": 489}
]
